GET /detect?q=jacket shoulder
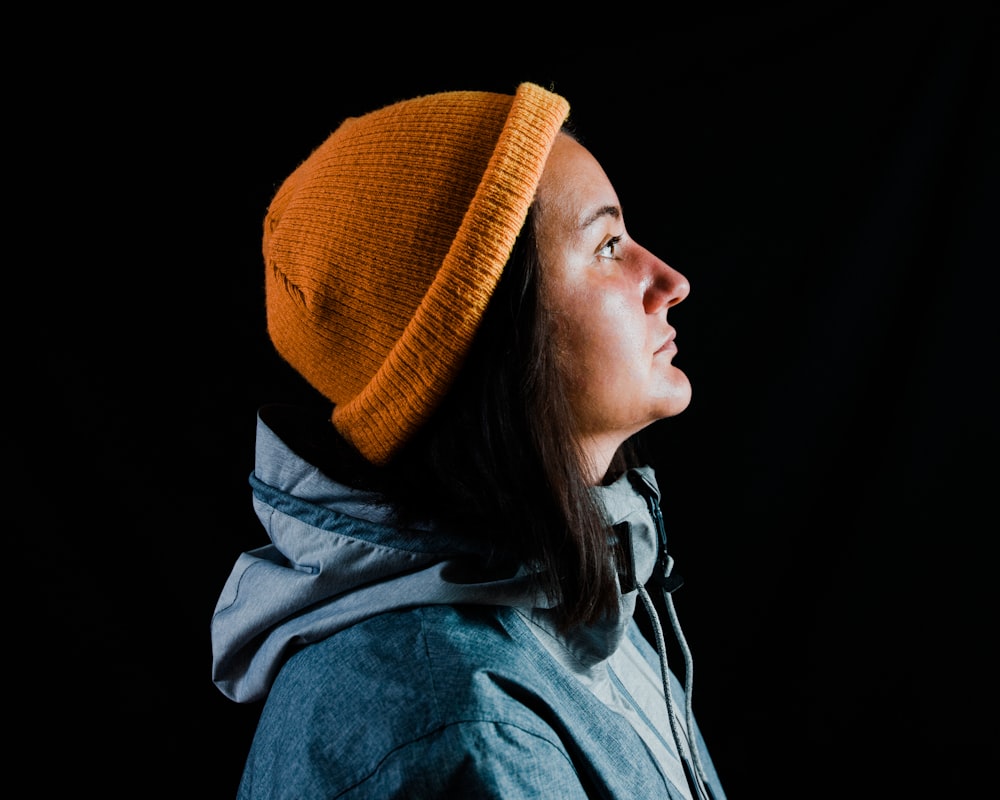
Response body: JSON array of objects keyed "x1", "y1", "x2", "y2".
[{"x1": 239, "y1": 605, "x2": 589, "y2": 798}]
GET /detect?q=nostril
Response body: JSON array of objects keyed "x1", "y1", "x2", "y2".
[{"x1": 643, "y1": 266, "x2": 689, "y2": 312}]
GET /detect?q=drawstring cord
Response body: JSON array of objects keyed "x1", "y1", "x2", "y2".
[
  {"x1": 620, "y1": 472, "x2": 714, "y2": 800},
  {"x1": 637, "y1": 571, "x2": 712, "y2": 800},
  {"x1": 660, "y1": 575, "x2": 708, "y2": 787}
]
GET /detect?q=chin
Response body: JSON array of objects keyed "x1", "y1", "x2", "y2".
[{"x1": 658, "y1": 373, "x2": 692, "y2": 417}]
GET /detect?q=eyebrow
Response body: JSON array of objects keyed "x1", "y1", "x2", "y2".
[{"x1": 579, "y1": 204, "x2": 621, "y2": 230}]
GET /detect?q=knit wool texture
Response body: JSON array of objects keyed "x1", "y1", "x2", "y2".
[{"x1": 263, "y1": 82, "x2": 571, "y2": 464}]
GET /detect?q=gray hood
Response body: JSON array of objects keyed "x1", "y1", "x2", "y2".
[{"x1": 211, "y1": 410, "x2": 663, "y2": 703}]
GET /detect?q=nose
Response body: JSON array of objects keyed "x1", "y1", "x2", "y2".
[{"x1": 642, "y1": 248, "x2": 690, "y2": 314}]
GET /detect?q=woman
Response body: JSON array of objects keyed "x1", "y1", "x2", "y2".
[{"x1": 212, "y1": 82, "x2": 727, "y2": 799}]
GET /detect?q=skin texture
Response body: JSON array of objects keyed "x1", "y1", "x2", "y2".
[{"x1": 534, "y1": 134, "x2": 692, "y2": 483}]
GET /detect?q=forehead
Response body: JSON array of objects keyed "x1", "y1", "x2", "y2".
[{"x1": 536, "y1": 134, "x2": 620, "y2": 231}]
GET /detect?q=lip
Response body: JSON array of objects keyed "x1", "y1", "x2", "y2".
[{"x1": 654, "y1": 330, "x2": 677, "y2": 356}]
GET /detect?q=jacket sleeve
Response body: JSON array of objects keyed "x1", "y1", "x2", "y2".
[{"x1": 239, "y1": 719, "x2": 595, "y2": 800}]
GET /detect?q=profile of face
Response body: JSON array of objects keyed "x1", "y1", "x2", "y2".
[{"x1": 534, "y1": 133, "x2": 692, "y2": 481}]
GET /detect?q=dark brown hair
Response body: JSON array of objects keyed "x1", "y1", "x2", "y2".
[{"x1": 345, "y1": 201, "x2": 642, "y2": 631}]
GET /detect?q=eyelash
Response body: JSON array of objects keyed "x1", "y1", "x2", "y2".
[{"x1": 598, "y1": 235, "x2": 623, "y2": 260}]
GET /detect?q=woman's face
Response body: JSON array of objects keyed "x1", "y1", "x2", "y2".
[{"x1": 535, "y1": 133, "x2": 691, "y2": 481}]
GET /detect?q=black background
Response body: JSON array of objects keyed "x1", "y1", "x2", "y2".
[{"x1": 30, "y1": 3, "x2": 997, "y2": 796}]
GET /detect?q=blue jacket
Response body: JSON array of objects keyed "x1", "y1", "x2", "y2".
[{"x1": 212, "y1": 407, "x2": 727, "y2": 799}]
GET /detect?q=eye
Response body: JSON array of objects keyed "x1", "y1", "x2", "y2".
[{"x1": 597, "y1": 235, "x2": 623, "y2": 261}]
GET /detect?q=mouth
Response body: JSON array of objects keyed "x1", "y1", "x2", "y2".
[{"x1": 654, "y1": 330, "x2": 677, "y2": 356}]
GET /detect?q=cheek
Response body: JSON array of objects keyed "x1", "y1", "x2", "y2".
[{"x1": 555, "y1": 296, "x2": 644, "y2": 385}]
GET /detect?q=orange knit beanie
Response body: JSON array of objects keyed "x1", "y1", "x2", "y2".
[{"x1": 263, "y1": 82, "x2": 571, "y2": 465}]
